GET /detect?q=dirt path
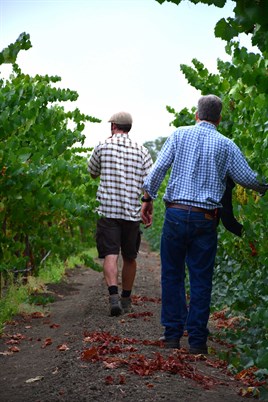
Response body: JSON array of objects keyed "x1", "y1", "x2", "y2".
[{"x1": 0, "y1": 240, "x2": 255, "y2": 402}]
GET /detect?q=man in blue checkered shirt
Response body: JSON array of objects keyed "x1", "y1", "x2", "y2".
[{"x1": 141, "y1": 94, "x2": 267, "y2": 354}]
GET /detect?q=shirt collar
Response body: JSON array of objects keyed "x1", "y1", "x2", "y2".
[
  {"x1": 112, "y1": 133, "x2": 130, "y2": 139},
  {"x1": 197, "y1": 121, "x2": 217, "y2": 129}
]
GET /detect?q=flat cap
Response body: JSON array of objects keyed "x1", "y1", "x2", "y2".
[{"x1": 108, "y1": 111, "x2": 133, "y2": 125}]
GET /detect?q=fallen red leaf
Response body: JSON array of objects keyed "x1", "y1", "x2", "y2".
[
  {"x1": 8, "y1": 346, "x2": 20, "y2": 353},
  {"x1": 211, "y1": 309, "x2": 228, "y2": 320},
  {"x1": 81, "y1": 346, "x2": 99, "y2": 361},
  {"x1": 5, "y1": 339, "x2": 20, "y2": 345},
  {"x1": 127, "y1": 312, "x2": 153, "y2": 319},
  {"x1": 235, "y1": 367, "x2": 266, "y2": 387},
  {"x1": 215, "y1": 317, "x2": 240, "y2": 329},
  {"x1": 142, "y1": 339, "x2": 162, "y2": 346},
  {"x1": 31, "y1": 312, "x2": 45, "y2": 319},
  {"x1": 83, "y1": 331, "x2": 139, "y2": 346},
  {"x1": 41, "y1": 338, "x2": 52, "y2": 348},
  {"x1": 206, "y1": 359, "x2": 227, "y2": 369},
  {"x1": 249, "y1": 242, "x2": 257, "y2": 256},
  {"x1": 5, "y1": 320, "x2": 18, "y2": 326},
  {"x1": 118, "y1": 374, "x2": 126, "y2": 384},
  {"x1": 105, "y1": 375, "x2": 114, "y2": 385},
  {"x1": 50, "y1": 323, "x2": 60, "y2": 329},
  {"x1": 131, "y1": 295, "x2": 161, "y2": 305},
  {"x1": 6, "y1": 333, "x2": 26, "y2": 341}
]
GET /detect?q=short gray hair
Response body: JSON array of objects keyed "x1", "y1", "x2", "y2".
[{"x1": 197, "y1": 95, "x2": 222, "y2": 123}]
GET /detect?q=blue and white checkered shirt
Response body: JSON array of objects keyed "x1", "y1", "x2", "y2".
[{"x1": 143, "y1": 121, "x2": 267, "y2": 209}]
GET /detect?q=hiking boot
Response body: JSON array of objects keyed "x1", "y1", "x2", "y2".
[
  {"x1": 109, "y1": 294, "x2": 122, "y2": 317},
  {"x1": 163, "y1": 338, "x2": 181, "y2": 349},
  {"x1": 121, "y1": 296, "x2": 133, "y2": 313},
  {"x1": 189, "y1": 345, "x2": 208, "y2": 355}
]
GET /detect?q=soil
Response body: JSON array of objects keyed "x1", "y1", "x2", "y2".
[{"x1": 0, "y1": 240, "x2": 256, "y2": 402}]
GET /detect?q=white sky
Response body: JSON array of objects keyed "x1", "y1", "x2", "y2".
[{"x1": 0, "y1": 0, "x2": 248, "y2": 147}]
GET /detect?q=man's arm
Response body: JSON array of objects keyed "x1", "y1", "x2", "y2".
[
  {"x1": 87, "y1": 148, "x2": 100, "y2": 179},
  {"x1": 143, "y1": 135, "x2": 174, "y2": 199},
  {"x1": 228, "y1": 142, "x2": 268, "y2": 194}
]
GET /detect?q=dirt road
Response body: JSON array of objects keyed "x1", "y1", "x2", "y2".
[{"x1": 0, "y1": 240, "x2": 255, "y2": 401}]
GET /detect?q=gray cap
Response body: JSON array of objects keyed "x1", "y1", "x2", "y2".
[{"x1": 108, "y1": 111, "x2": 133, "y2": 125}]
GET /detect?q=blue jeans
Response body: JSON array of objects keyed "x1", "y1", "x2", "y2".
[{"x1": 160, "y1": 208, "x2": 218, "y2": 347}]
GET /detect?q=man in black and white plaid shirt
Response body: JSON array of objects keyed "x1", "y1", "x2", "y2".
[{"x1": 88, "y1": 111, "x2": 153, "y2": 316}]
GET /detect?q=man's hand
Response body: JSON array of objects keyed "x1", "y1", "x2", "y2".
[{"x1": 141, "y1": 201, "x2": 153, "y2": 228}]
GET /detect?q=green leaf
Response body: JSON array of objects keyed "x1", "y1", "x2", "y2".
[
  {"x1": 18, "y1": 153, "x2": 31, "y2": 163},
  {"x1": 259, "y1": 386, "x2": 268, "y2": 401},
  {"x1": 214, "y1": 18, "x2": 238, "y2": 41},
  {"x1": 256, "y1": 350, "x2": 268, "y2": 369},
  {"x1": 0, "y1": 32, "x2": 32, "y2": 65}
]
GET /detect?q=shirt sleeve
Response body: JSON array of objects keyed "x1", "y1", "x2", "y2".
[
  {"x1": 143, "y1": 135, "x2": 175, "y2": 199},
  {"x1": 87, "y1": 147, "x2": 101, "y2": 177},
  {"x1": 142, "y1": 149, "x2": 153, "y2": 178},
  {"x1": 228, "y1": 141, "x2": 268, "y2": 193}
]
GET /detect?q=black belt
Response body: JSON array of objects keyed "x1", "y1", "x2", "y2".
[{"x1": 166, "y1": 203, "x2": 217, "y2": 217}]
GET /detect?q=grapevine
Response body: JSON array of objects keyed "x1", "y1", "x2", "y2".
[{"x1": 0, "y1": 34, "x2": 100, "y2": 280}]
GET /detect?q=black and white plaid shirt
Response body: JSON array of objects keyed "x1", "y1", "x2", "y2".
[{"x1": 88, "y1": 133, "x2": 153, "y2": 221}]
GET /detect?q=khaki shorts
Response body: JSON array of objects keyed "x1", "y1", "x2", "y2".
[{"x1": 96, "y1": 218, "x2": 142, "y2": 259}]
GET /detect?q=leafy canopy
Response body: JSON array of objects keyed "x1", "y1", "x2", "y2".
[{"x1": 155, "y1": 0, "x2": 268, "y2": 54}]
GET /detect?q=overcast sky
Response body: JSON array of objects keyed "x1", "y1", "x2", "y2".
[{"x1": 0, "y1": 0, "x2": 250, "y2": 147}]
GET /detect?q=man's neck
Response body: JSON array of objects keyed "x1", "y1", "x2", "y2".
[{"x1": 111, "y1": 129, "x2": 127, "y2": 135}]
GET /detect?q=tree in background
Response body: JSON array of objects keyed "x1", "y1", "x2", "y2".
[{"x1": 0, "y1": 33, "x2": 100, "y2": 278}]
